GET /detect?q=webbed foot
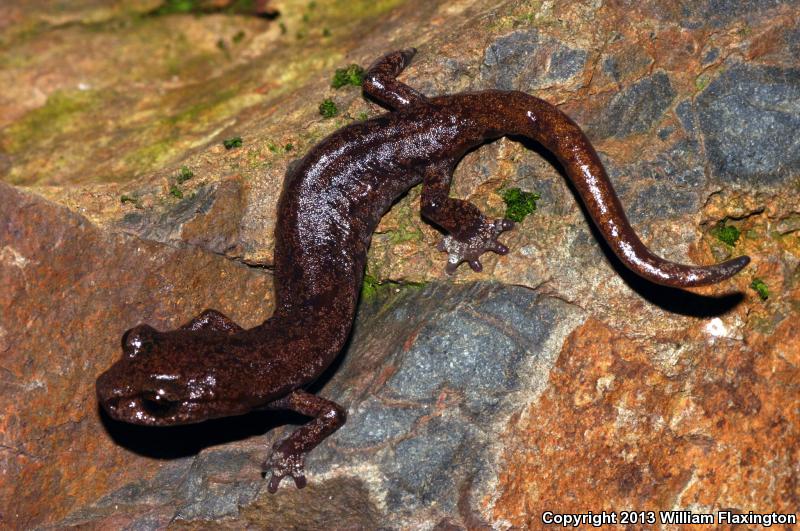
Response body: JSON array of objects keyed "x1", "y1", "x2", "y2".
[{"x1": 437, "y1": 218, "x2": 514, "y2": 273}]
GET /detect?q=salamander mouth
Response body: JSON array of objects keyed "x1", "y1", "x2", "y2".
[
  {"x1": 141, "y1": 392, "x2": 181, "y2": 417},
  {"x1": 102, "y1": 395, "x2": 192, "y2": 425}
]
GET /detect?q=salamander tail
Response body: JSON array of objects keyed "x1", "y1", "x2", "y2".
[{"x1": 492, "y1": 90, "x2": 751, "y2": 288}]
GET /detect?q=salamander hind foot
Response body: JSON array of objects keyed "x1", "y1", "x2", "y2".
[{"x1": 437, "y1": 218, "x2": 514, "y2": 274}]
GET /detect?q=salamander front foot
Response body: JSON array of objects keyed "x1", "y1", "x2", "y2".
[
  {"x1": 260, "y1": 390, "x2": 345, "y2": 493},
  {"x1": 263, "y1": 445, "x2": 308, "y2": 493},
  {"x1": 437, "y1": 218, "x2": 514, "y2": 274}
]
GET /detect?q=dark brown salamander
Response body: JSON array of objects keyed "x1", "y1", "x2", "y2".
[{"x1": 96, "y1": 49, "x2": 750, "y2": 492}]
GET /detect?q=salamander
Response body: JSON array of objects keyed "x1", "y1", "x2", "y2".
[{"x1": 96, "y1": 49, "x2": 750, "y2": 492}]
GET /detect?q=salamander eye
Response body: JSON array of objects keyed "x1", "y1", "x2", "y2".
[{"x1": 121, "y1": 324, "x2": 157, "y2": 359}]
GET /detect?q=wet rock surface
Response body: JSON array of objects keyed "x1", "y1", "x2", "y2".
[{"x1": 1, "y1": 0, "x2": 799, "y2": 528}]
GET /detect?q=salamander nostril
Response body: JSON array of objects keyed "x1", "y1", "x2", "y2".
[{"x1": 103, "y1": 397, "x2": 119, "y2": 412}]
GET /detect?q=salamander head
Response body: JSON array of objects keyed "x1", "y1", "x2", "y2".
[{"x1": 96, "y1": 324, "x2": 260, "y2": 426}]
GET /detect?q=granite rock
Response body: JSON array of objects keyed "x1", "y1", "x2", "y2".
[
  {"x1": 303, "y1": 283, "x2": 585, "y2": 523},
  {"x1": 481, "y1": 29, "x2": 588, "y2": 91},
  {"x1": 696, "y1": 62, "x2": 800, "y2": 188},
  {"x1": 492, "y1": 316, "x2": 800, "y2": 527},
  {"x1": 603, "y1": 139, "x2": 707, "y2": 225},
  {"x1": 120, "y1": 176, "x2": 247, "y2": 256},
  {"x1": 588, "y1": 72, "x2": 677, "y2": 139},
  {"x1": 682, "y1": 0, "x2": 790, "y2": 28}
]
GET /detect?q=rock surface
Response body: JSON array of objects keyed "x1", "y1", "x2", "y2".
[
  {"x1": 0, "y1": 182, "x2": 274, "y2": 529},
  {"x1": 1, "y1": 0, "x2": 798, "y2": 529},
  {"x1": 696, "y1": 63, "x2": 800, "y2": 188}
]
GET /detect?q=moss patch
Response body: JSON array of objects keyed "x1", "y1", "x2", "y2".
[
  {"x1": 149, "y1": 0, "x2": 261, "y2": 17},
  {"x1": 360, "y1": 274, "x2": 427, "y2": 302},
  {"x1": 360, "y1": 273, "x2": 382, "y2": 300},
  {"x1": 710, "y1": 222, "x2": 740, "y2": 246},
  {"x1": 1, "y1": 0, "x2": 411, "y2": 185},
  {"x1": 695, "y1": 74, "x2": 711, "y2": 91},
  {"x1": 325, "y1": 0, "x2": 405, "y2": 19},
  {"x1": 1, "y1": 90, "x2": 101, "y2": 153},
  {"x1": 331, "y1": 64, "x2": 365, "y2": 89},
  {"x1": 176, "y1": 165, "x2": 194, "y2": 183},
  {"x1": 223, "y1": 136, "x2": 243, "y2": 149},
  {"x1": 750, "y1": 278, "x2": 769, "y2": 300},
  {"x1": 387, "y1": 228, "x2": 423, "y2": 244},
  {"x1": 123, "y1": 137, "x2": 179, "y2": 170},
  {"x1": 319, "y1": 98, "x2": 338, "y2": 118},
  {"x1": 161, "y1": 88, "x2": 239, "y2": 129},
  {"x1": 500, "y1": 187, "x2": 540, "y2": 223}
]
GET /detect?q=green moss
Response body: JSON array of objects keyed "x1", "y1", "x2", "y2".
[
  {"x1": 379, "y1": 196, "x2": 423, "y2": 244},
  {"x1": 152, "y1": 0, "x2": 198, "y2": 15},
  {"x1": 388, "y1": 227, "x2": 423, "y2": 244},
  {"x1": 319, "y1": 99, "x2": 338, "y2": 118},
  {"x1": 361, "y1": 273, "x2": 381, "y2": 300},
  {"x1": 516, "y1": 12, "x2": 536, "y2": 24},
  {"x1": 500, "y1": 187, "x2": 540, "y2": 223},
  {"x1": 2, "y1": 0, "x2": 410, "y2": 187},
  {"x1": 360, "y1": 274, "x2": 426, "y2": 302},
  {"x1": 118, "y1": 87, "x2": 254, "y2": 179},
  {"x1": 177, "y1": 165, "x2": 194, "y2": 183},
  {"x1": 331, "y1": 64, "x2": 365, "y2": 89},
  {"x1": 223, "y1": 136, "x2": 243, "y2": 149},
  {"x1": 232, "y1": 30, "x2": 246, "y2": 43},
  {"x1": 150, "y1": 0, "x2": 257, "y2": 16},
  {"x1": 216, "y1": 39, "x2": 230, "y2": 58},
  {"x1": 120, "y1": 194, "x2": 137, "y2": 204},
  {"x1": 125, "y1": 138, "x2": 177, "y2": 169},
  {"x1": 2, "y1": 90, "x2": 99, "y2": 153},
  {"x1": 141, "y1": 163, "x2": 194, "y2": 197},
  {"x1": 750, "y1": 278, "x2": 769, "y2": 300},
  {"x1": 266, "y1": 141, "x2": 295, "y2": 154},
  {"x1": 710, "y1": 222, "x2": 740, "y2": 246},
  {"x1": 357, "y1": 111, "x2": 370, "y2": 121},
  {"x1": 326, "y1": 0, "x2": 404, "y2": 19}
]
